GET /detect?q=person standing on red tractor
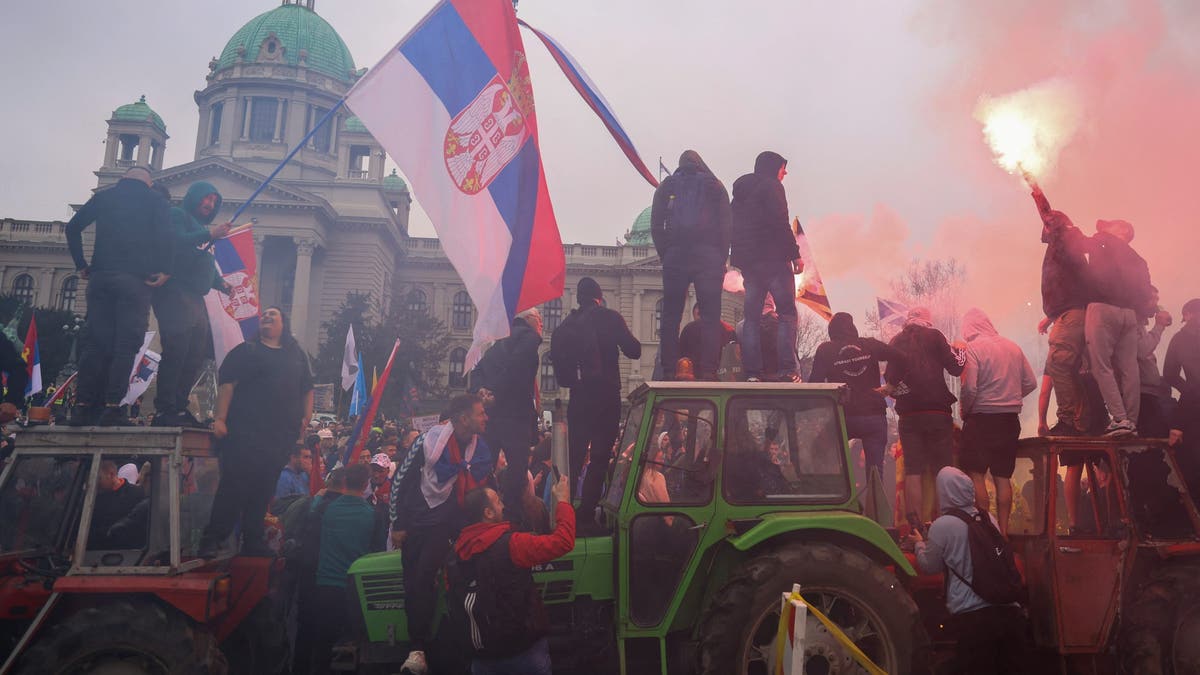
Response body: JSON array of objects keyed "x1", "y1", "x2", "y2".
[
  {"x1": 731, "y1": 151, "x2": 803, "y2": 383},
  {"x1": 1166, "y1": 298, "x2": 1200, "y2": 489},
  {"x1": 391, "y1": 394, "x2": 493, "y2": 675},
  {"x1": 198, "y1": 306, "x2": 314, "y2": 557}
]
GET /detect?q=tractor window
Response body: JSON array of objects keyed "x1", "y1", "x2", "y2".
[
  {"x1": 628, "y1": 513, "x2": 701, "y2": 627},
  {"x1": 604, "y1": 401, "x2": 646, "y2": 512},
  {"x1": 1118, "y1": 446, "x2": 1196, "y2": 541},
  {"x1": 146, "y1": 455, "x2": 222, "y2": 560},
  {"x1": 1059, "y1": 452, "x2": 1122, "y2": 538},
  {"x1": 724, "y1": 396, "x2": 849, "y2": 504},
  {"x1": 638, "y1": 400, "x2": 718, "y2": 507},
  {"x1": 87, "y1": 458, "x2": 152, "y2": 554},
  {"x1": 1009, "y1": 455, "x2": 1048, "y2": 536},
  {"x1": 0, "y1": 456, "x2": 87, "y2": 554}
]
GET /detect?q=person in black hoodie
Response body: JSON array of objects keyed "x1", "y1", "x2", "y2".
[
  {"x1": 731, "y1": 151, "x2": 802, "y2": 382},
  {"x1": 470, "y1": 309, "x2": 543, "y2": 529},
  {"x1": 66, "y1": 166, "x2": 174, "y2": 427},
  {"x1": 810, "y1": 313, "x2": 905, "y2": 475},
  {"x1": 1166, "y1": 298, "x2": 1200, "y2": 489},
  {"x1": 883, "y1": 307, "x2": 966, "y2": 523},
  {"x1": 651, "y1": 150, "x2": 731, "y2": 380},
  {"x1": 152, "y1": 181, "x2": 233, "y2": 427}
]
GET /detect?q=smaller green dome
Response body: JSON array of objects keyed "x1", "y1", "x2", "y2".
[
  {"x1": 626, "y1": 205, "x2": 653, "y2": 246},
  {"x1": 383, "y1": 169, "x2": 407, "y2": 191},
  {"x1": 344, "y1": 116, "x2": 367, "y2": 133},
  {"x1": 112, "y1": 95, "x2": 166, "y2": 133}
]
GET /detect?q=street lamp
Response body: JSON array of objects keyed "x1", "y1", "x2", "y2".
[{"x1": 60, "y1": 316, "x2": 85, "y2": 378}]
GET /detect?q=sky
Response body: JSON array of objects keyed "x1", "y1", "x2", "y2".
[{"x1": 2, "y1": 0, "x2": 1197, "y2": 364}]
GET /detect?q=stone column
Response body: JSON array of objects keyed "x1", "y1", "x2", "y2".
[
  {"x1": 241, "y1": 98, "x2": 252, "y2": 139},
  {"x1": 273, "y1": 97, "x2": 285, "y2": 142},
  {"x1": 369, "y1": 148, "x2": 385, "y2": 180},
  {"x1": 631, "y1": 290, "x2": 643, "y2": 377},
  {"x1": 136, "y1": 136, "x2": 151, "y2": 166},
  {"x1": 252, "y1": 234, "x2": 266, "y2": 285},
  {"x1": 0, "y1": 267, "x2": 8, "y2": 293},
  {"x1": 292, "y1": 238, "x2": 316, "y2": 350},
  {"x1": 104, "y1": 132, "x2": 119, "y2": 167},
  {"x1": 36, "y1": 268, "x2": 56, "y2": 307}
]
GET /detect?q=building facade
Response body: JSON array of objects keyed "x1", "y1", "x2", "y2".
[{"x1": 0, "y1": 1, "x2": 741, "y2": 404}]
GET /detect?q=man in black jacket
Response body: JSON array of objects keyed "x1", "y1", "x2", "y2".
[
  {"x1": 471, "y1": 309, "x2": 543, "y2": 528},
  {"x1": 1167, "y1": 299, "x2": 1200, "y2": 490},
  {"x1": 810, "y1": 313, "x2": 905, "y2": 476},
  {"x1": 67, "y1": 166, "x2": 174, "y2": 427},
  {"x1": 731, "y1": 151, "x2": 802, "y2": 382},
  {"x1": 153, "y1": 181, "x2": 232, "y2": 427},
  {"x1": 884, "y1": 307, "x2": 965, "y2": 523},
  {"x1": 651, "y1": 150, "x2": 731, "y2": 380},
  {"x1": 567, "y1": 278, "x2": 641, "y2": 525}
]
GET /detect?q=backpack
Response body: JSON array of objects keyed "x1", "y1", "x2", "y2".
[
  {"x1": 945, "y1": 508, "x2": 1025, "y2": 606},
  {"x1": 664, "y1": 172, "x2": 707, "y2": 238},
  {"x1": 467, "y1": 337, "x2": 513, "y2": 393},
  {"x1": 286, "y1": 493, "x2": 342, "y2": 573},
  {"x1": 549, "y1": 305, "x2": 602, "y2": 388},
  {"x1": 446, "y1": 531, "x2": 546, "y2": 658}
]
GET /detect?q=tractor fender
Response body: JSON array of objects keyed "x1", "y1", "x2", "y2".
[{"x1": 727, "y1": 512, "x2": 917, "y2": 576}]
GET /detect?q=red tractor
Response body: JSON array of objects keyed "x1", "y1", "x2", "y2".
[{"x1": 0, "y1": 427, "x2": 290, "y2": 674}]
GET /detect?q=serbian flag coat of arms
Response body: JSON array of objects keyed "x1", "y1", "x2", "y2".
[
  {"x1": 346, "y1": 0, "x2": 564, "y2": 365},
  {"x1": 204, "y1": 226, "x2": 260, "y2": 366}
]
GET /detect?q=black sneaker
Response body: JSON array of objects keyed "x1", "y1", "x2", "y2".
[
  {"x1": 1048, "y1": 422, "x2": 1082, "y2": 436},
  {"x1": 151, "y1": 411, "x2": 181, "y2": 427},
  {"x1": 179, "y1": 411, "x2": 208, "y2": 429},
  {"x1": 95, "y1": 406, "x2": 127, "y2": 427}
]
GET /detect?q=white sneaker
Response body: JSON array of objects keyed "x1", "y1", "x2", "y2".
[
  {"x1": 1104, "y1": 419, "x2": 1136, "y2": 438},
  {"x1": 400, "y1": 650, "x2": 427, "y2": 675}
]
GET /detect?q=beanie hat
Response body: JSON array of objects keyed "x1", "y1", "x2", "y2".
[{"x1": 577, "y1": 277, "x2": 603, "y2": 305}]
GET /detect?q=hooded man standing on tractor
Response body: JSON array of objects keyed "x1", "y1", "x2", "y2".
[{"x1": 152, "y1": 182, "x2": 232, "y2": 427}]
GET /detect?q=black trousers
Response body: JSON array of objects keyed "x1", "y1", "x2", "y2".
[
  {"x1": 295, "y1": 582, "x2": 347, "y2": 675},
  {"x1": 659, "y1": 246, "x2": 725, "y2": 378},
  {"x1": 201, "y1": 447, "x2": 280, "y2": 551},
  {"x1": 401, "y1": 524, "x2": 454, "y2": 651},
  {"x1": 488, "y1": 416, "x2": 535, "y2": 527},
  {"x1": 77, "y1": 271, "x2": 152, "y2": 406},
  {"x1": 947, "y1": 605, "x2": 1030, "y2": 675},
  {"x1": 152, "y1": 286, "x2": 211, "y2": 415},
  {"x1": 568, "y1": 386, "x2": 621, "y2": 517}
]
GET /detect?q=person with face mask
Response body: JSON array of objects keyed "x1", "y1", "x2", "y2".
[
  {"x1": 152, "y1": 182, "x2": 232, "y2": 427},
  {"x1": 198, "y1": 306, "x2": 314, "y2": 557}
]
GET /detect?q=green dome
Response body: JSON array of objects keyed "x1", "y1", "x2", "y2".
[
  {"x1": 112, "y1": 95, "x2": 166, "y2": 133},
  {"x1": 383, "y1": 169, "x2": 407, "y2": 191},
  {"x1": 344, "y1": 116, "x2": 367, "y2": 133},
  {"x1": 217, "y1": 4, "x2": 356, "y2": 84},
  {"x1": 627, "y1": 206, "x2": 653, "y2": 246}
]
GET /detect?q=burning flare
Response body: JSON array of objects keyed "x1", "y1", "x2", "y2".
[{"x1": 974, "y1": 79, "x2": 1082, "y2": 181}]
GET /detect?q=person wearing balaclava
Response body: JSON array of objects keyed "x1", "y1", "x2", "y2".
[
  {"x1": 152, "y1": 182, "x2": 233, "y2": 427},
  {"x1": 564, "y1": 278, "x2": 640, "y2": 528},
  {"x1": 959, "y1": 308, "x2": 1037, "y2": 537},
  {"x1": 650, "y1": 149, "x2": 731, "y2": 380},
  {"x1": 908, "y1": 467, "x2": 1030, "y2": 674},
  {"x1": 883, "y1": 307, "x2": 965, "y2": 524},
  {"x1": 731, "y1": 151, "x2": 802, "y2": 382},
  {"x1": 809, "y1": 312, "x2": 906, "y2": 476}
]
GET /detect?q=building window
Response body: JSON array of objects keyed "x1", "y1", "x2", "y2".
[
  {"x1": 249, "y1": 97, "x2": 278, "y2": 142},
  {"x1": 448, "y1": 348, "x2": 467, "y2": 389},
  {"x1": 209, "y1": 102, "x2": 223, "y2": 145},
  {"x1": 541, "y1": 351, "x2": 558, "y2": 393},
  {"x1": 452, "y1": 291, "x2": 473, "y2": 331},
  {"x1": 58, "y1": 276, "x2": 79, "y2": 312},
  {"x1": 12, "y1": 274, "x2": 34, "y2": 305},
  {"x1": 118, "y1": 134, "x2": 138, "y2": 163},
  {"x1": 309, "y1": 105, "x2": 333, "y2": 153},
  {"x1": 654, "y1": 298, "x2": 663, "y2": 340},
  {"x1": 543, "y1": 297, "x2": 562, "y2": 333},
  {"x1": 405, "y1": 288, "x2": 428, "y2": 314},
  {"x1": 349, "y1": 145, "x2": 371, "y2": 179}
]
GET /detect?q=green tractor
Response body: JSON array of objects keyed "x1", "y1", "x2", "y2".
[{"x1": 344, "y1": 381, "x2": 925, "y2": 674}]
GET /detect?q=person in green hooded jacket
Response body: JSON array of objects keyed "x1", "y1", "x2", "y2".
[{"x1": 152, "y1": 182, "x2": 232, "y2": 426}]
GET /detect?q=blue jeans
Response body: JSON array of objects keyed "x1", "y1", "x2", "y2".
[
  {"x1": 741, "y1": 260, "x2": 798, "y2": 377},
  {"x1": 846, "y1": 414, "x2": 888, "y2": 471},
  {"x1": 471, "y1": 638, "x2": 552, "y2": 675}
]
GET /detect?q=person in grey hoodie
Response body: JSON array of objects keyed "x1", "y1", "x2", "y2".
[
  {"x1": 910, "y1": 467, "x2": 1029, "y2": 674},
  {"x1": 959, "y1": 308, "x2": 1037, "y2": 536}
]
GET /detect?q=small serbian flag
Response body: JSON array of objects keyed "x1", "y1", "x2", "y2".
[
  {"x1": 204, "y1": 225, "x2": 260, "y2": 366},
  {"x1": 346, "y1": 0, "x2": 564, "y2": 367},
  {"x1": 22, "y1": 316, "x2": 41, "y2": 397}
]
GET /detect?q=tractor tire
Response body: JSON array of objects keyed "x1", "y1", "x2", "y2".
[
  {"x1": 18, "y1": 599, "x2": 225, "y2": 675},
  {"x1": 1120, "y1": 564, "x2": 1200, "y2": 674},
  {"x1": 696, "y1": 542, "x2": 923, "y2": 675}
]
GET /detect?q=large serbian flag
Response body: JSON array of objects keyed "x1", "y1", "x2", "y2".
[
  {"x1": 792, "y1": 218, "x2": 833, "y2": 322},
  {"x1": 204, "y1": 225, "x2": 260, "y2": 366},
  {"x1": 22, "y1": 316, "x2": 41, "y2": 397},
  {"x1": 346, "y1": 0, "x2": 564, "y2": 366}
]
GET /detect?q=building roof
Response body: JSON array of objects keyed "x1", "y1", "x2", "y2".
[
  {"x1": 383, "y1": 169, "x2": 407, "y2": 191},
  {"x1": 344, "y1": 116, "x2": 368, "y2": 133},
  {"x1": 627, "y1": 205, "x2": 653, "y2": 246},
  {"x1": 217, "y1": 3, "x2": 356, "y2": 84},
  {"x1": 112, "y1": 95, "x2": 166, "y2": 133}
]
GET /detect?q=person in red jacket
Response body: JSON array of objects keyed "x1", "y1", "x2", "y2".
[{"x1": 453, "y1": 476, "x2": 575, "y2": 675}]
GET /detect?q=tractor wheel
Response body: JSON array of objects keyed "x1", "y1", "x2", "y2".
[
  {"x1": 19, "y1": 599, "x2": 225, "y2": 675},
  {"x1": 1120, "y1": 565, "x2": 1200, "y2": 674},
  {"x1": 221, "y1": 596, "x2": 289, "y2": 675},
  {"x1": 697, "y1": 542, "x2": 923, "y2": 675}
]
